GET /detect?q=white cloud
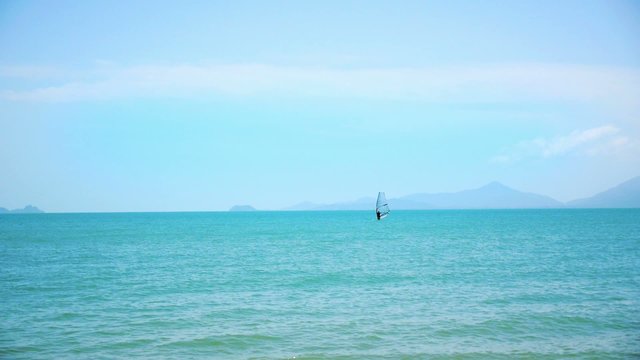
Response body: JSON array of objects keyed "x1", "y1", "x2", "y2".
[
  {"x1": 491, "y1": 125, "x2": 634, "y2": 163},
  {"x1": 585, "y1": 135, "x2": 633, "y2": 156},
  {"x1": 1, "y1": 63, "x2": 639, "y2": 112}
]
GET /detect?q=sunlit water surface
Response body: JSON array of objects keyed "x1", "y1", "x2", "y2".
[{"x1": 1, "y1": 210, "x2": 639, "y2": 359}]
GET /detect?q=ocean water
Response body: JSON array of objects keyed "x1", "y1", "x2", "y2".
[{"x1": 1, "y1": 210, "x2": 639, "y2": 359}]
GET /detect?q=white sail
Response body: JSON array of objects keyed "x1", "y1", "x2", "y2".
[{"x1": 376, "y1": 192, "x2": 390, "y2": 220}]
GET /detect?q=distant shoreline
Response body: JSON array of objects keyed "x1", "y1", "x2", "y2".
[
  {"x1": 7, "y1": 175, "x2": 638, "y2": 215},
  {"x1": 3, "y1": 208, "x2": 638, "y2": 215}
]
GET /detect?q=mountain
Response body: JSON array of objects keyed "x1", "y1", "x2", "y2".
[
  {"x1": 282, "y1": 177, "x2": 640, "y2": 211},
  {"x1": 567, "y1": 176, "x2": 640, "y2": 208},
  {"x1": 397, "y1": 181, "x2": 563, "y2": 209},
  {"x1": 283, "y1": 198, "x2": 376, "y2": 211},
  {"x1": 283, "y1": 201, "x2": 323, "y2": 211},
  {"x1": 284, "y1": 182, "x2": 563, "y2": 210},
  {"x1": 0, "y1": 205, "x2": 44, "y2": 214},
  {"x1": 314, "y1": 197, "x2": 375, "y2": 210},
  {"x1": 229, "y1": 205, "x2": 257, "y2": 212}
]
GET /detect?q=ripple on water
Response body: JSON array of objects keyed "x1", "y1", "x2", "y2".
[{"x1": 1, "y1": 210, "x2": 639, "y2": 359}]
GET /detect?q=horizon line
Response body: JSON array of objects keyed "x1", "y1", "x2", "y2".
[{"x1": 3, "y1": 207, "x2": 640, "y2": 215}]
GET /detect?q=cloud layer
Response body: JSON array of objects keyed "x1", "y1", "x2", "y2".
[
  {"x1": 1, "y1": 63, "x2": 639, "y2": 111},
  {"x1": 491, "y1": 125, "x2": 634, "y2": 163}
]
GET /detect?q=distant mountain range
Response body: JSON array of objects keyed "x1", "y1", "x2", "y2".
[
  {"x1": 0, "y1": 205, "x2": 44, "y2": 214},
  {"x1": 285, "y1": 197, "x2": 378, "y2": 211},
  {"x1": 567, "y1": 176, "x2": 640, "y2": 208},
  {"x1": 8, "y1": 177, "x2": 640, "y2": 213},
  {"x1": 284, "y1": 176, "x2": 640, "y2": 210},
  {"x1": 229, "y1": 205, "x2": 257, "y2": 212}
]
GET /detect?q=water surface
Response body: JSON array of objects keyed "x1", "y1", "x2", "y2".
[{"x1": 1, "y1": 210, "x2": 639, "y2": 358}]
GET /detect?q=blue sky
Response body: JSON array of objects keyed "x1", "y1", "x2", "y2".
[{"x1": 1, "y1": 0, "x2": 639, "y2": 212}]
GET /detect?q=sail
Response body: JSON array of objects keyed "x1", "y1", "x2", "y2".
[{"x1": 376, "y1": 192, "x2": 390, "y2": 220}]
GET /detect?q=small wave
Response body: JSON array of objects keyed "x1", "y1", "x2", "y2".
[{"x1": 163, "y1": 334, "x2": 281, "y2": 350}]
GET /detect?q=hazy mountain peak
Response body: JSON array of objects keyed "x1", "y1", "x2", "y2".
[
  {"x1": 281, "y1": 176, "x2": 640, "y2": 211},
  {"x1": 402, "y1": 182, "x2": 562, "y2": 209},
  {"x1": 283, "y1": 201, "x2": 323, "y2": 211},
  {"x1": 567, "y1": 175, "x2": 640, "y2": 208},
  {"x1": 229, "y1": 205, "x2": 256, "y2": 212},
  {"x1": 480, "y1": 181, "x2": 510, "y2": 190}
]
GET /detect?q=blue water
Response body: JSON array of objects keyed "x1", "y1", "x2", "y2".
[{"x1": 1, "y1": 210, "x2": 639, "y2": 359}]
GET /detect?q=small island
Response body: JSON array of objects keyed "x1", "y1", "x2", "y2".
[
  {"x1": 0, "y1": 205, "x2": 44, "y2": 214},
  {"x1": 228, "y1": 205, "x2": 256, "y2": 212}
]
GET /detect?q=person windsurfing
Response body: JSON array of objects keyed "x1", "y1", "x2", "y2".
[{"x1": 376, "y1": 192, "x2": 389, "y2": 220}]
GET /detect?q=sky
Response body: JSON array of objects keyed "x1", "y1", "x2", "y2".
[{"x1": 1, "y1": 0, "x2": 639, "y2": 212}]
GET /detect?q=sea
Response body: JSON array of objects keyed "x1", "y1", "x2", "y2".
[{"x1": 1, "y1": 209, "x2": 639, "y2": 359}]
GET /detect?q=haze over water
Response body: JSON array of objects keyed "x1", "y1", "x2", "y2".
[{"x1": 2, "y1": 209, "x2": 639, "y2": 359}]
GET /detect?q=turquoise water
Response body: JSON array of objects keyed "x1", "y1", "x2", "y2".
[{"x1": 1, "y1": 210, "x2": 639, "y2": 359}]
